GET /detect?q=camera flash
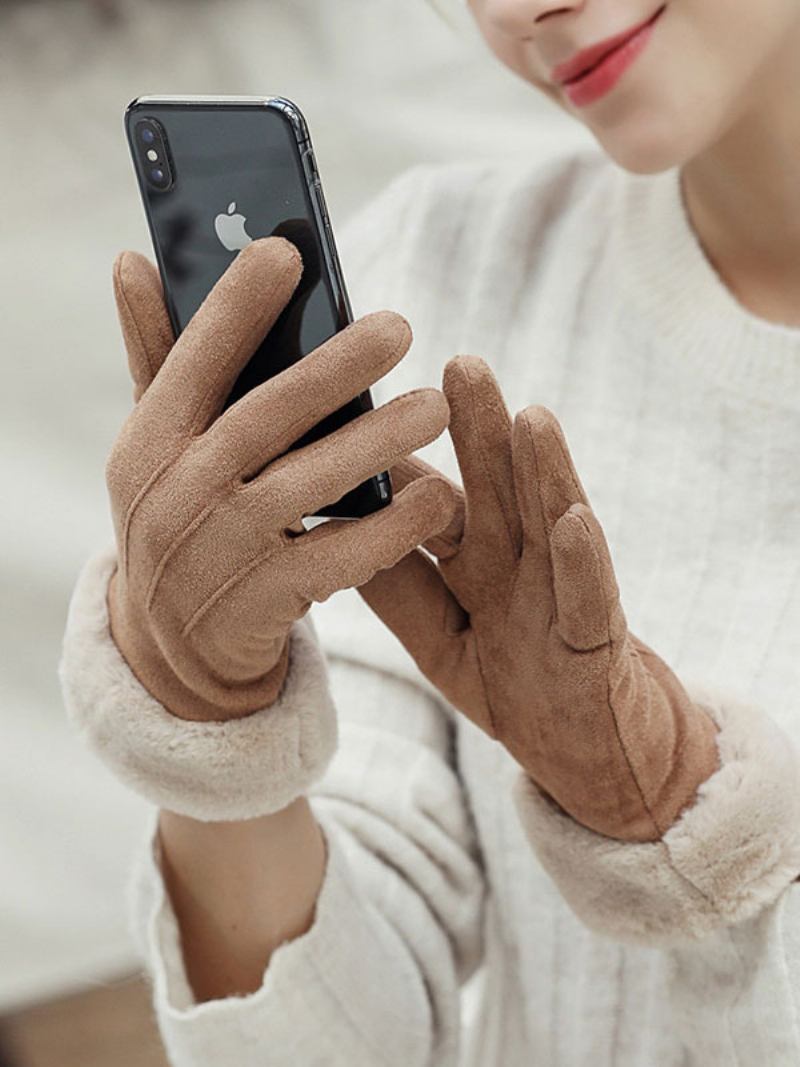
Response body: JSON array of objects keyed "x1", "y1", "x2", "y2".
[{"x1": 146, "y1": 149, "x2": 158, "y2": 162}]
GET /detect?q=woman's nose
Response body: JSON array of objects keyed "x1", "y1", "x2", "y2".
[{"x1": 481, "y1": 0, "x2": 584, "y2": 38}]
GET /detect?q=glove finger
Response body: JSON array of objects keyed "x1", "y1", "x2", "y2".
[
  {"x1": 293, "y1": 476, "x2": 459, "y2": 600},
  {"x1": 198, "y1": 310, "x2": 413, "y2": 479},
  {"x1": 512, "y1": 405, "x2": 591, "y2": 598},
  {"x1": 113, "y1": 251, "x2": 174, "y2": 403},
  {"x1": 389, "y1": 455, "x2": 464, "y2": 559},
  {"x1": 550, "y1": 502, "x2": 627, "y2": 651},
  {"x1": 204, "y1": 479, "x2": 458, "y2": 652},
  {"x1": 136, "y1": 237, "x2": 302, "y2": 444},
  {"x1": 443, "y1": 355, "x2": 522, "y2": 562},
  {"x1": 243, "y1": 388, "x2": 450, "y2": 526}
]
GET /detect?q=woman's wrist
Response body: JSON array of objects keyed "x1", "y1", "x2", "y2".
[{"x1": 157, "y1": 795, "x2": 327, "y2": 1003}]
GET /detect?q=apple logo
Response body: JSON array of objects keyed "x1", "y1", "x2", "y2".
[{"x1": 214, "y1": 201, "x2": 253, "y2": 252}]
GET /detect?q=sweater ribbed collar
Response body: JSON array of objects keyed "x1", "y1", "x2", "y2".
[{"x1": 615, "y1": 162, "x2": 800, "y2": 411}]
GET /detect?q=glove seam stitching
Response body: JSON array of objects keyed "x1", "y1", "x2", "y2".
[{"x1": 122, "y1": 452, "x2": 178, "y2": 582}]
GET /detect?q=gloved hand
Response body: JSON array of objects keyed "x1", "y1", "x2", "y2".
[
  {"x1": 358, "y1": 355, "x2": 721, "y2": 843},
  {"x1": 105, "y1": 236, "x2": 455, "y2": 723}
]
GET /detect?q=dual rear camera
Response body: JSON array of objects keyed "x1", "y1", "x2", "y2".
[{"x1": 136, "y1": 120, "x2": 173, "y2": 191}]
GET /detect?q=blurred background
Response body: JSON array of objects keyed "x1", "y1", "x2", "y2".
[{"x1": 0, "y1": 0, "x2": 588, "y2": 1062}]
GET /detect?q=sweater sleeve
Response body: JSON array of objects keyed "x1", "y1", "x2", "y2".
[
  {"x1": 510, "y1": 676, "x2": 800, "y2": 947},
  {"x1": 664, "y1": 881, "x2": 800, "y2": 1061},
  {"x1": 127, "y1": 654, "x2": 485, "y2": 1067},
  {"x1": 510, "y1": 680, "x2": 800, "y2": 1058}
]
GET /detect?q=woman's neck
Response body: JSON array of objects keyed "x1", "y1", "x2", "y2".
[{"x1": 680, "y1": 30, "x2": 800, "y2": 328}]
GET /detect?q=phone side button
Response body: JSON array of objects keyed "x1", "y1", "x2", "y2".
[
  {"x1": 302, "y1": 148, "x2": 319, "y2": 183},
  {"x1": 311, "y1": 181, "x2": 330, "y2": 224},
  {"x1": 377, "y1": 473, "x2": 392, "y2": 502}
]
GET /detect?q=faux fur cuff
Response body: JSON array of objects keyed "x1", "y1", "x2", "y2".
[
  {"x1": 512, "y1": 680, "x2": 800, "y2": 947},
  {"x1": 58, "y1": 544, "x2": 338, "y2": 822}
]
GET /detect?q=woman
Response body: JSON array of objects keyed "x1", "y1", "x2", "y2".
[{"x1": 60, "y1": 0, "x2": 800, "y2": 1063}]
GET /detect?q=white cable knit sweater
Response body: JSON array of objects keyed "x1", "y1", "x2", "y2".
[{"x1": 73, "y1": 149, "x2": 800, "y2": 1065}]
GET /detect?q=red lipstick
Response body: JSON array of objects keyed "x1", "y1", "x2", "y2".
[{"x1": 552, "y1": 5, "x2": 666, "y2": 108}]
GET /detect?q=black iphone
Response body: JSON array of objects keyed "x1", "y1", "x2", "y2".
[{"x1": 125, "y1": 95, "x2": 392, "y2": 519}]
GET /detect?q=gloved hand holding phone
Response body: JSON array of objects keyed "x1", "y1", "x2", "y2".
[{"x1": 60, "y1": 236, "x2": 455, "y2": 820}]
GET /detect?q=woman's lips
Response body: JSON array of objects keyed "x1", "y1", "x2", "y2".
[{"x1": 552, "y1": 5, "x2": 666, "y2": 109}]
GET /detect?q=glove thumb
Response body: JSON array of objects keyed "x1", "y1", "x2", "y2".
[{"x1": 112, "y1": 251, "x2": 174, "y2": 403}]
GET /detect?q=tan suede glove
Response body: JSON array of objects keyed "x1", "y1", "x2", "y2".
[
  {"x1": 359, "y1": 355, "x2": 721, "y2": 843},
  {"x1": 105, "y1": 236, "x2": 454, "y2": 723}
]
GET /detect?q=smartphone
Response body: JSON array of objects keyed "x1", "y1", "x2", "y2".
[{"x1": 124, "y1": 95, "x2": 392, "y2": 520}]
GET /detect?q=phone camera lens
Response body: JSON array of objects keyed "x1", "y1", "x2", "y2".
[{"x1": 136, "y1": 119, "x2": 172, "y2": 190}]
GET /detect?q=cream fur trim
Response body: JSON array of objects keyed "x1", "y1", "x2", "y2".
[
  {"x1": 58, "y1": 544, "x2": 338, "y2": 822},
  {"x1": 512, "y1": 680, "x2": 800, "y2": 946}
]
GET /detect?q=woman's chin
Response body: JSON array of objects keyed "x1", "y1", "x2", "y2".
[
  {"x1": 599, "y1": 140, "x2": 682, "y2": 176},
  {"x1": 588, "y1": 112, "x2": 701, "y2": 176}
]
